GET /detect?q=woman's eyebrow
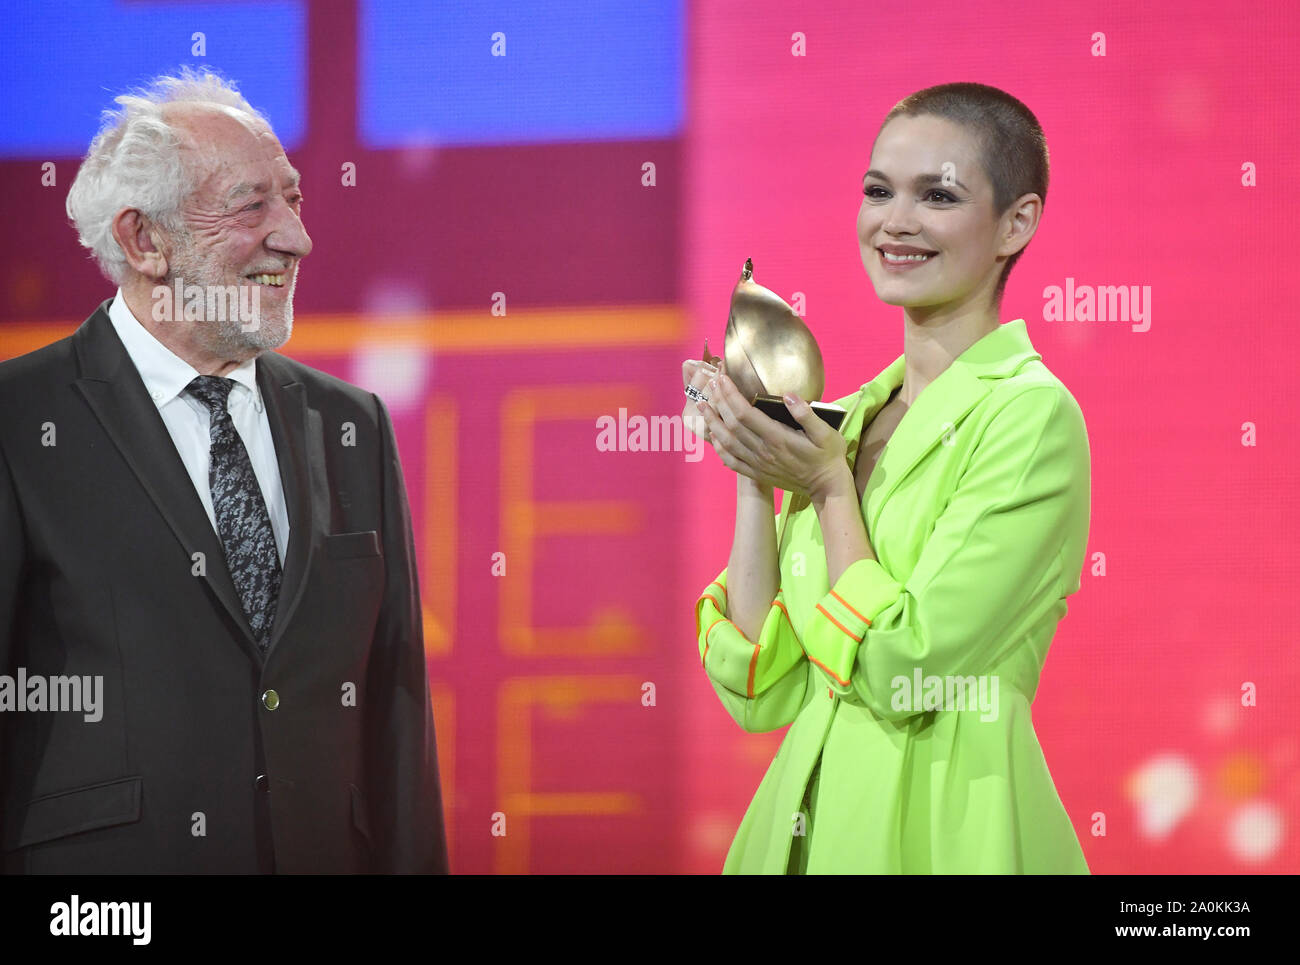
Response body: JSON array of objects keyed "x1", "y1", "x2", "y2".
[{"x1": 864, "y1": 169, "x2": 969, "y2": 192}]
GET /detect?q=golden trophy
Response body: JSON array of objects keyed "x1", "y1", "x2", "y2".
[{"x1": 714, "y1": 258, "x2": 846, "y2": 430}]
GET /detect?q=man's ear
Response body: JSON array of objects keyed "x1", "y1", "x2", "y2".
[{"x1": 111, "y1": 208, "x2": 171, "y2": 281}]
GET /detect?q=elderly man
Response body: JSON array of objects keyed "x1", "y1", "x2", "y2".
[{"x1": 0, "y1": 67, "x2": 448, "y2": 873}]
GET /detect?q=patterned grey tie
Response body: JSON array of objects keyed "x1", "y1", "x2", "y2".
[{"x1": 186, "y1": 375, "x2": 281, "y2": 649}]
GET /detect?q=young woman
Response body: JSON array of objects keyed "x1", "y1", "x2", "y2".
[{"x1": 684, "y1": 82, "x2": 1091, "y2": 873}]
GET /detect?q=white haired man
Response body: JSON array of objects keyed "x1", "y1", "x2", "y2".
[{"x1": 0, "y1": 67, "x2": 448, "y2": 873}]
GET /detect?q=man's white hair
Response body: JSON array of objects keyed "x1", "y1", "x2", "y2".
[{"x1": 65, "y1": 66, "x2": 270, "y2": 285}]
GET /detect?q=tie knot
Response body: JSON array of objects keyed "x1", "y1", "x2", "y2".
[{"x1": 186, "y1": 375, "x2": 235, "y2": 414}]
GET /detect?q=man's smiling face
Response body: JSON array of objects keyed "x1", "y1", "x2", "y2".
[{"x1": 161, "y1": 103, "x2": 312, "y2": 358}]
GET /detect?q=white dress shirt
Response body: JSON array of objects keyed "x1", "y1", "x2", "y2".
[{"x1": 107, "y1": 289, "x2": 290, "y2": 566}]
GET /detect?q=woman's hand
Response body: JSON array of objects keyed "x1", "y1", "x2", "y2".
[
  {"x1": 681, "y1": 358, "x2": 718, "y2": 443},
  {"x1": 695, "y1": 366, "x2": 851, "y2": 502}
]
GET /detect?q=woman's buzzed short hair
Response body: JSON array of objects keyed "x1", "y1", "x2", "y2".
[{"x1": 877, "y1": 82, "x2": 1050, "y2": 303}]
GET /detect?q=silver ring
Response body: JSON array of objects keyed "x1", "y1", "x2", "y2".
[{"x1": 684, "y1": 383, "x2": 709, "y2": 404}]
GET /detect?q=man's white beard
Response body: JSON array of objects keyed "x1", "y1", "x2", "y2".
[{"x1": 165, "y1": 236, "x2": 294, "y2": 356}]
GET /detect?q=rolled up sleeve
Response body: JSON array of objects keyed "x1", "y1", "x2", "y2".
[{"x1": 695, "y1": 569, "x2": 809, "y2": 733}]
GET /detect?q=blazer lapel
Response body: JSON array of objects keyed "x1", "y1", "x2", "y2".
[
  {"x1": 72, "y1": 301, "x2": 265, "y2": 663},
  {"x1": 256, "y1": 351, "x2": 319, "y2": 660},
  {"x1": 839, "y1": 353, "x2": 906, "y2": 479}
]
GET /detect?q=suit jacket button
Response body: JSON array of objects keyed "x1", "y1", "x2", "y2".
[
  {"x1": 255, "y1": 774, "x2": 269, "y2": 792},
  {"x1": 261, "y1": 689, "x2": 280, "y2": 711}
]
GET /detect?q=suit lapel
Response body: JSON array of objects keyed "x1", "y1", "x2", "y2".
[
  {"x1": 861, "y1": 363, "x2": 987, "y2": 534},
  {"x1": 256, "y1": 352, "x2": 319, "y2": 660},
  {"x1": 72, "y1": 302, "x2": 324, "y2": 665},
  {"x1": 839, "y1": 354, "x2": 906, "y2": 479},
  {"x1": 72, "y1": 302, "x2": 265, "y2": 663}
]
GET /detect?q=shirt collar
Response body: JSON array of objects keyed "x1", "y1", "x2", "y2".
[
  {"x1": 853, "y1": 318, "x2": 1038, "y2": 397},
  {"x1": 107, "y1": 288, "x2": 262, "y2": 412},
  {"x1": 836, "y1": 318, "x2": 1041, "y2": 449}
]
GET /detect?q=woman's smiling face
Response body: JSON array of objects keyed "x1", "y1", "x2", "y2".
[{"x1": 858, "y1": 114, "x2": 1010, "y2": 313}]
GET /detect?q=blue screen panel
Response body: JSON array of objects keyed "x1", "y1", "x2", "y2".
[
  {"x1": 0, "y1": 0, "x2": 306, "y2": 159},
  {"x1": 360, "y1": 0, "x2": 684, "y2": 147}
]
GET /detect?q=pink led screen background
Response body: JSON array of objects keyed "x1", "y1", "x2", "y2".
[
  {"x1": 1, "y1": 0, "x2": 1296, "y2": 874},
  {"x1": 681, "y1": 0, "x2": 1300, "y2": 875}
]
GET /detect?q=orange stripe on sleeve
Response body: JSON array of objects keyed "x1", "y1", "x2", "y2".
[
  {"x1": 829, "y1": 589, "x2": 871, "y2": 626},
  {"x1": 705, "y1": 618, "x2": 730, "y2": 645},
  {"x1": 806, "y1": 652, "x2": 851, "y2": 688},
  {"x1": 702, "y1": 616, "x2": 732, "y2": 667},
  {"x1": 815, "y1": 603, "x2": 863, "y2": 643}
]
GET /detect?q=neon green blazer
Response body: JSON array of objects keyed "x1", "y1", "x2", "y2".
[{"x1": 695, "y1": 319, "x2": 1091, "y2": 874}]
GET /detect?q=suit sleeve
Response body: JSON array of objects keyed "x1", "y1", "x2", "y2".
[
  {"x1": 694, "y1": 563, "x2": 809, "y2": 733},
  {"x1": 363, "y1": 393, "x2": 450, "y2": 872},
  {"x1": 799, "y1": 387, "x2": 1089, "y2": 720}
]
